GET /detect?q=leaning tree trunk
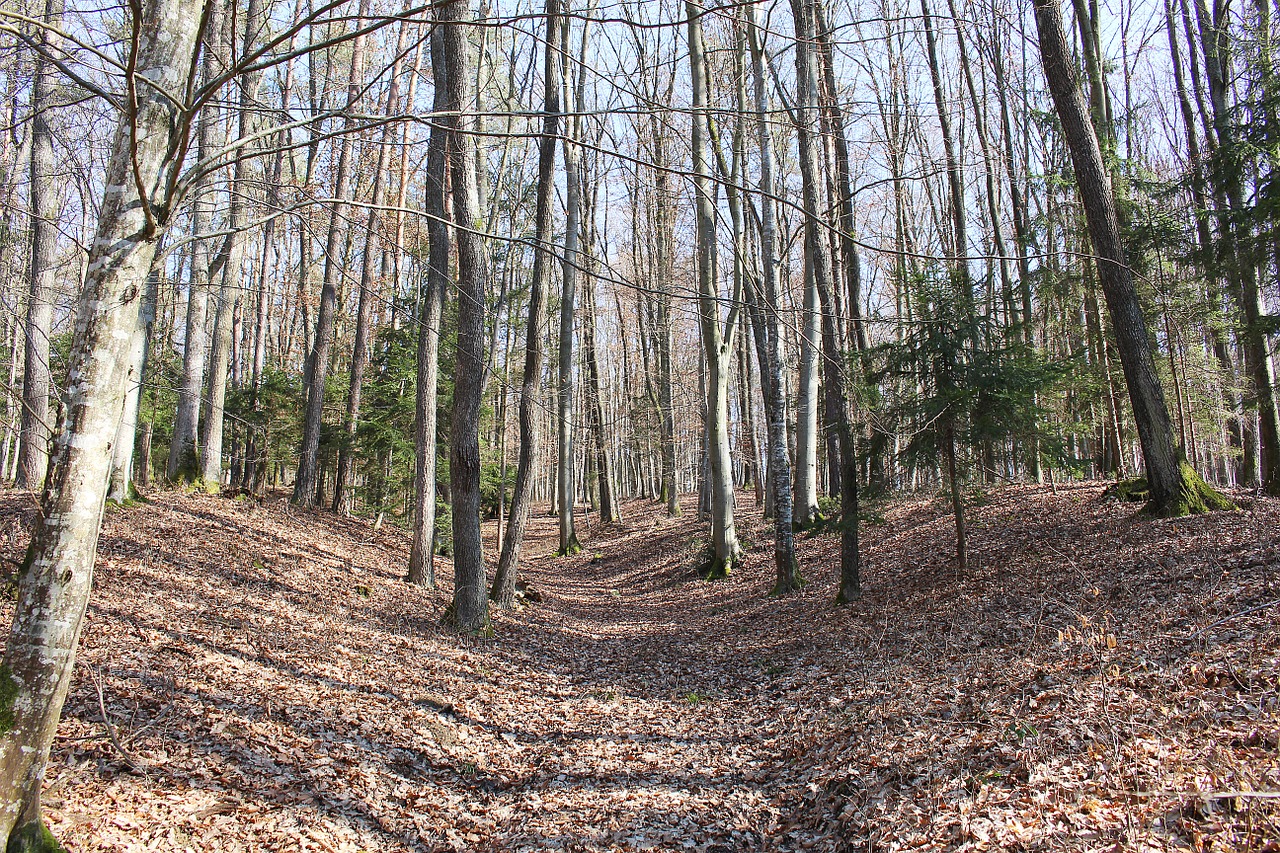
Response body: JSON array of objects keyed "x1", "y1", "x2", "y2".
[
  {"x1": 16, "y1": 0, "x2": 64, "y2": 491},
  {"x1": 440, "y1": 0, "x2": 490, "y2": 634},
  {"x1": 490, "y1": 0, "x2": 561, "y2": 607},
  {"x1": 0, "y1": 0, "x2": 203, "y2": 843},
  {"x1": 407, "y1": 25, "x2": 451, "y2": 588},
  {"x1": 1032, "y1": 0, "x2": 1229, "y2": 516}
]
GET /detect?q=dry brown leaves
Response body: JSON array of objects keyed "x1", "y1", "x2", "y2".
[{"x1": 0, "y1": 482, "x2": 1274, "y2": 852}]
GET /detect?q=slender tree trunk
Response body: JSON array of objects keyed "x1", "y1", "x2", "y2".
[
  {"x1": 1193, "y1": 0, "x2": 1280, "y2": 493},
  {"x1": 556, "y1": 15, "x2": 586, "y2": 556},
  {"x1": 200, "y1": 0, "x2": 262, "y2": 490},
  {"x1": 16, "y1": 0, "x2": 65, "y2": 491},
  {"x1": 747, "y1": 2, "x2": 800, "y2": 591},
  {"x1": 293, "y1": 0, "x2": 370, "y2": 506},
  {"x1": 491, "y1": 0, "x2": 561, "y2": 607},
  {"x1": 166, "y1": 2, "x2": 222, "y2": 482},
  {"x1": 407, "y1": 27, "x2": 451, "y2": 588},
  {"x1": 686, "y1": 0, "x2": 741, "y2": 576}
]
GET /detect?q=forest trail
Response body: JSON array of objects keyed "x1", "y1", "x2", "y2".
[{"x1": 0, "y1": 485, "x2": 1276, "y2": 852}]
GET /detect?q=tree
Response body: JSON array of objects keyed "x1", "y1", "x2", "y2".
[
  {"x1": 491, "y1": 0, "x2": 562, "y2": 607},
  {"x1": 686, "y1": 0, "x2": 741, "y2": 577},
  {"x1": 16, "y1": 0, "x2": 63, "y2": 491},
  {"x1": 1032, "y1": 0, "x2": 1230, "y2": 516},
  {"x1": 440, "y1": 0, "x2": 490, "y2": 634}
]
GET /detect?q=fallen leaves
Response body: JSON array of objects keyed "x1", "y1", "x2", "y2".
[{"x1": 0, "y1": 482, "x2": 1273, "y2": 851}]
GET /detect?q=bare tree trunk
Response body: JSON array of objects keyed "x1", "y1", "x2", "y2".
[
  {"x1": 440, "y1": 0, "x2": 490, "y2": 634},
  {"x1": 407, "y1": 27, "x2": 450, "y2": 587},
  {"x1": 16, "y1": 0, "x2": 64, "y2": 491},
  {"x1": 333, "y1": 21, "x2": 409, "y2": 514},
  {"x1": 556, "y1": 13, "x2": 587, "y2": 556},
  {"x1": 686, "y1": 0, "x2": 741, "y2": 576},
  {"x1": 1193, "y1": 0, "x2": 1280, "y2": 493},
  {"x1": 747, "y1": 2, "x2": 800, "y2": 591},
  {"x1": 199, "y1": 0, "x2": 263, "y2": 490},
  {"x1": 0, "y1": 0, "x2": 203, "y2": 841},
  {"x1": 293, "y1": 0, "x2": 370, "y2": 507},
  {"x1": 166, "y1": 1, "x2": 222, "y2": 482},
  {"x1": 491, "y1": 0, "x2": 561, "y2": 607}
]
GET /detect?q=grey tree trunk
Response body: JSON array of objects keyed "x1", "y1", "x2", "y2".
[
  {"x1": 293, "y1": 0, "x2": 370, "y2": 507},
  {"x1": 108, "y1": 262, "x2": 160, "y2": 504},
  {"x1": 793, "y1": 0, "x2": 860, "y2": 599},
  {"x1": 334, "y1": 23, "x2": 407, "y2": 515},
  {"x1": 406, "y1": 26, "x2": 451, "y2": 588},
  {"x1": 686, "y1": 0, "x2": 741, "y2": 576},
  {"x1": 166, "y1": 2, "x2": 222, "y2": 482},
  {"x1": 440, "y1": 0, "x2": 490, "y2": 634},
  {"x1": 556, "y1": 14, "x2": 587, "y2": 556},
  {"x1": 746, "y1": 2, "x2": 800, "y2": 592},
  {"x1": 16, "y1": 0, "x2": 64, "y2": 491},
  {"x1": 200, "y1": 0, "x2": 262, "y2": 489},
  {"x1": 1192, "y1": 0, "x2": 1280, "y2": 493},
  {"x1": 0, "y1": 0, "x2": 203, "y2": 842},
  {"x1": 491, "y1": 0, "x2": 561, "y2": 605}
]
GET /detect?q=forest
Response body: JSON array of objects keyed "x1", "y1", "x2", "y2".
[{"x1": 0, "y1": 0, "x2": 1276, "y2": 847}]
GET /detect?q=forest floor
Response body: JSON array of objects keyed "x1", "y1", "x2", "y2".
[{"x1": 0, "y1": 482, "x2": 1275, "y2": 852}]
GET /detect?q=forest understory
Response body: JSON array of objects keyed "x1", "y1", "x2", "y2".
[{"x1": 0, "y1": 483, "x2": 1275, "y2": 853}]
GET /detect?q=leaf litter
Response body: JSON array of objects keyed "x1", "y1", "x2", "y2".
[{"x1": 0, "y1": 481, "x2": 1274, "y2": 851}]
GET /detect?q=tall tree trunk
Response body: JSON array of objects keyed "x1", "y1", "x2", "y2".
[
  {"x1": 200, "y1": 0, "x2": 262, "y2": 489},
  {"x1": 1193, "y1": 0, "x2": 1280, "y2": 493},
  {"x1": 0, "y1": 0, "x2": 203, "y2": 842},
  {"x1": 440, "y1": 0, "x2": 490, "y2": 634},
  {"x1": 491, "y1": 0, "x2": 561, "y2": 606},
  {"x1": 556, "y1": 14, "x2": 587, "y2": 556},
  {"x1": 293, "y1": 0, "x2": 370, "y2": 507},
  {"x1": 166, "y1": 1, "x2": 222, "y2": 482},
  {"x1": 747, "y1": 2, "x2": 800, "y2": 591},
  {"x1": 407, "y1": 28, "x2": 451, "y2": 587},
  {"x1": 334, "y1": 22, "x2": 409, "y2": 514},
  {"x1": 793, "y1": 0, "x2": 858, "y2": 595},
  {"x1": 1032, "y1": 0, "x2": 1229, "y2": 515},
  {"x1": 16, "y1": 0, "x2": 64, "y2": 490}
]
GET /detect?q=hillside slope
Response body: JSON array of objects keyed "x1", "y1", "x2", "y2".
[{"x1": 0, "y1": 483, "x2": 1274, "y2": 851}]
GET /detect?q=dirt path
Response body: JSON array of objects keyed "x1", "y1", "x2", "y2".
[{"x1": 0, "y1": 485, "x2": 1275, "y2": 852}]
